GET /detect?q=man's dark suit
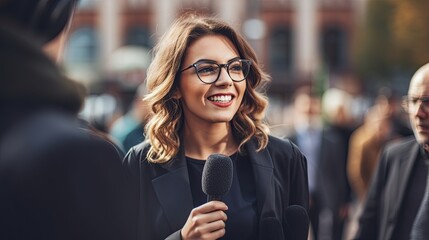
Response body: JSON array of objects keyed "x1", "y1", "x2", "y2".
[
  {"x1": 355, "y1": 136, "x2": 423, "y2": 240},
  {"x1": 123, "y1": 136, "x2": 309, "y2": 240}
]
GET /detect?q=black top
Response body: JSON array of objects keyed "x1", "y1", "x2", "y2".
[{"x1": 187, "y1": 153, "x2": 259, "y2": 240}]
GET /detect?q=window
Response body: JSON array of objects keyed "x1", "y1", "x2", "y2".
[
  {"x1": 77, "y1": 0, "x2": 96, "y2": 9},
  {"x1": 321, "y1": 26, "x2": 348, "y2": 71},
  {"x1": 125, "y1": 26, "x2": 153, "y2": 48},
  {"x1": 63, "y1": 26, "x2": 99, "y2": 81},
  {"x1": 65, "y1": 26, "x2": 98, "y2": 64},
  {"x1": 269, "y1": 27, "x2": 293, "y2": 71}
]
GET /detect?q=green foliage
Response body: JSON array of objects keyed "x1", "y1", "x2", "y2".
[{"x1": 354, "y1": 0, "x2": 429, "y2": 83}]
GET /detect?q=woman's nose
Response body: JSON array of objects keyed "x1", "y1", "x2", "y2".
[{"x1": 214, "y1": 67, "x2": 233, "y2": 87}]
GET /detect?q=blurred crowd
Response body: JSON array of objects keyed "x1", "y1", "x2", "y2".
[{"x1": 278, "y1": 83, "x2": 413, "y2": 240}]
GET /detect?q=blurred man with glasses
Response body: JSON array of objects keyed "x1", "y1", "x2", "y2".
[{"x1": 354, "y1": 63, "x2": 429, "y2": 240}]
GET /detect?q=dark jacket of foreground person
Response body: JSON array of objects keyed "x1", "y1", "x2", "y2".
[{"x1": 0, "y1": 22, "x2": 136, "y2": 240}]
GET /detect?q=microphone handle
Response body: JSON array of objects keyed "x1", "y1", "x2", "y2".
[
  {"x1": 207, "y1": 195, "x2": 225, "y2": 240},
  {"x1": 207, "y1": 195, "x2": 223, "y2": 202}
]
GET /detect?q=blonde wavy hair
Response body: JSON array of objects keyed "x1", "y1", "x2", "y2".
[{"x1": 144, "y1": 14, "x2": 271, "y2": 163}]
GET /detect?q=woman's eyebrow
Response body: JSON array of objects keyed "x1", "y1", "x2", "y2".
[{"x1": 194, "y1": 57, "x2": 241, "y2": 64}]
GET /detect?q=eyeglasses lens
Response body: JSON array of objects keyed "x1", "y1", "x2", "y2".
[
  {"x1": 403, "y1": 97, "x2": 429, "y2": 113},
  {"x1": 195, "y1": 60, "x2": 250, "y2": 83}
]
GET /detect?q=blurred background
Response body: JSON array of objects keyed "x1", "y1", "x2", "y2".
[
  {"x1": 57, "y1": 0, "x2": 428, "y2": 136},
  {"x1": 53, "y1": 0, "x2": 428, "y2": 239}
]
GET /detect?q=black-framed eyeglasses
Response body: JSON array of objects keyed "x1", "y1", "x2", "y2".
[
  {"x1": 180, "y1": 58, "x2": 251, "y2": 84},
  {"x1": 402, "y1": 95, "x2": 429, "y2": 113}
]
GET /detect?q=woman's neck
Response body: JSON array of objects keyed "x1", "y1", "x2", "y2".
[{"x1": 182, "y1": 121, "x2": 238, "y2": 160}]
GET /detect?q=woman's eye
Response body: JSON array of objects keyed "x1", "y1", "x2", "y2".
[
  {"x1": 197, "y1": 65, "x2": 218, "y2": 75},
  {"x1": 229, "y1": 63, "x2": 243, "y2": 72}
]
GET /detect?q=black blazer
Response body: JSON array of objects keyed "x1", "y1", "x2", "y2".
[
  {"x1": 0, "y1": 111, "x2": 135, "y2": 240},
  {"x1": 123, "y1": 135, "x2": 309, "y2": 240},
  {"x1": 354, "y1": 136, "x2": 419, "y2": 240}
]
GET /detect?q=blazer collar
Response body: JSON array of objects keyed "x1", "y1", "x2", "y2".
[
  {"x1": 151, "y1": 143, "x2": 193, "y2": 231},
  {"x1": 244, "y1": 139, "x2": 275, "y2": 218}
]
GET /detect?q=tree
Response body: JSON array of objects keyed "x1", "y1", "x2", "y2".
[
  {"x1": 354, "y1": 0, "x2": 395, "y2": 82},
  {"x1": 354, "y1": 0, "x2": 429, "y2": 84},
  {"x1": 391, "y1": 0, "x2": 429, "y2": 70}
]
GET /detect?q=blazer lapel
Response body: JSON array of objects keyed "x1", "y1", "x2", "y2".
[
  {"x1": 151, "y1": 147, "x2": 193, "y2": 231},
  {"x1": 245, "y1": 140, "x2": 275, "y2": 218}
]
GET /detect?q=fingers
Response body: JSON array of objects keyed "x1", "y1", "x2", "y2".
[
  {"x1": 189, "y1": 208, "x2": 227, "y2": 228},
  {"x1": 199, "y1": 223, "x2": 226, "y2": 240},
  {"x1": 189, "y1": 218, "x2": 226, "y2": 238},
  {"x1": 193, "y1": 201, "x2": 228, "y2": 215},
  {"x1": 181, "y1": 201, "x2": 228, "y2": 240}
]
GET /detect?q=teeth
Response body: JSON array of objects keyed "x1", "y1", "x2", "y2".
[{"x1": 209, "y1": 95, "x2": 232, "y2": 102}]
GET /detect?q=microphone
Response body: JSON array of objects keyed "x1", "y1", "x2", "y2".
[
  {"x1": 285, "y1": 205, "x2": 309, "y2": 240},
  {"x1": 202, "y1": 153, "x2": 233, "y2": 202},
  {"x1": 260, "y1": 217, "x2": 285, "y2": 240}
]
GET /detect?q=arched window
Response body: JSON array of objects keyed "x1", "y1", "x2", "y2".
[
  {"x1": 321, "y1": 26, "x2": 347, "y2": 71},
  {"x1": 64, "y1": 26, "x2": 99, "y2": 81},
  {"x1": 65, "y1": 26, "x2": 98, "y2": 64},
  {"x1": 125, "y1": 26, "x2": 153, "y2": 48},
  {"x1": 269, "y1": 27, "x2": 293, "y2": 72}
]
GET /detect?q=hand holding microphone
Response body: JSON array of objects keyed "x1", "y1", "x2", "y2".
[{"x1": 181, "y1": 154, "x2": 233, "y2": 240}]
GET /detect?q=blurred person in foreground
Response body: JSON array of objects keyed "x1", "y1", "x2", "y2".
[
  {"x1": 0, "y1": 0, "x2": 135, "y2": 239},
  {"x1": 123, "y1": 14, "x2": 309, "y2": 240},
  {"x1": 354, "y1": 63, "x2": 429, "y2": 240}
]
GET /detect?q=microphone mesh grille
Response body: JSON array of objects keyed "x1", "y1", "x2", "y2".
[{"x1": 202, "y1": 153, "x2": 233, "y2": 197}]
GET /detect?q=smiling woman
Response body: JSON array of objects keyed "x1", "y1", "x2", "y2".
[{"x1": 123, "y1": 14, "x2": 310, "y2": 240}]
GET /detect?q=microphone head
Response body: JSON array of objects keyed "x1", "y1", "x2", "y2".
[
  {"x1": 285, "y1": 205, "x2": 309, "y2": 240},
  {"x1": 260, "y1": 217, "x2": 285, "y2": 240},
  {"x1": 202, "y1": 153, "x2": 233, "y2": 201}
]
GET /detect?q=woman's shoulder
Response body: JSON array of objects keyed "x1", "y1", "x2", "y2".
[
  {"x1": 126, "y1": 141, "x2": 150, "y2": 159},
  {"x1": 122, "y1": 141, "x2": 151, "y2": 175},
  {"x1": 263, "y1": 135, "x2": 306, "y2": 165},
  {"x1": 266, "y1": 135, "x2": 299, "y2": 154}
]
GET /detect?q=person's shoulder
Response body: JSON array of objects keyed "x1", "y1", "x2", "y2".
[
  {"x1": 30, "y1": 112, "x2": 118, "y2": 152},
  {"x1": 127, "y1": 141, "x2": 150, "y2": 158},
  {"x1": 384, "y1": 135, "x2": 416, "y2": 153},
  {"x1": 122, "y1": 141, "x2": 150, "y2": 173},
  {"x1": 263, "y1": 135, "x2": 308, "y2": 181},
  {"x1": 267, "y1": 135, "x2": 297, "y2": 150},
  {"x1": 265, "y1": 135, "x2": 304, "y2": 160},
  {"x1": 0, "y1": 110, "x2": 122, "y2": 173}
]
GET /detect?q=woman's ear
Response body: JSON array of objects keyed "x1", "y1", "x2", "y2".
[{"x1": 172, "y1": 88, "x2": 182, "y2": 100}]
